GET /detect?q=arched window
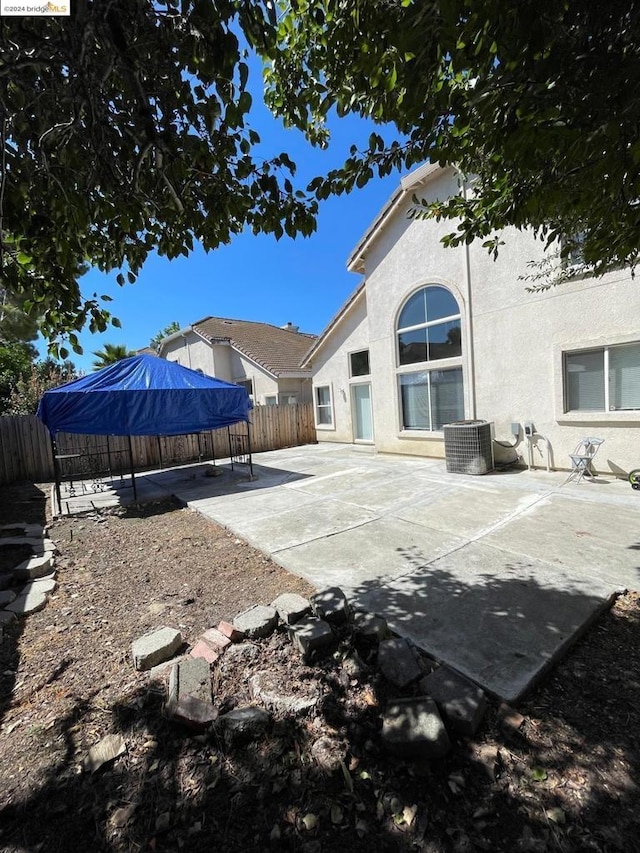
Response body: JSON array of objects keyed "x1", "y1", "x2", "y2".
[{"x1": 396, "y1": 285, "x2": 464, "y2": 431}]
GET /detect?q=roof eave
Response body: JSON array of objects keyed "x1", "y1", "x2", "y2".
[{"x1": 346, "y1": 162, "x2": 449, "y2": 274}]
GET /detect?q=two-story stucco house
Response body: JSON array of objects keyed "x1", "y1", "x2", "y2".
[
  {"x1": 159, "y1": 317, "x2": 316, "y2": 406},
  {"x1": 302, "y1": 163, "x2": 640, "y2": 474}
]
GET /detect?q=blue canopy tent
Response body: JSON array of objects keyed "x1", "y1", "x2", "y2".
[{"x1": 37, "y1": 354, "x2": 253, "y2": 508}]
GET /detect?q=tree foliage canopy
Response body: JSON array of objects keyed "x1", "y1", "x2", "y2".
[
  {"x1": 0, "y1": 1, "x2": 316, "y2": 355},
  {"x1": 3, "y1": 1, "x2": 638, "y2": 353},
  {"x1": 150, "y1": 321, "x2": 180, "y2": 352},
  {"x1": 265, "y1": 0, "x2": 640, "y2": 279},
  {"x1": 92, "y1": 343, "x2": 135, "y2": 371}
]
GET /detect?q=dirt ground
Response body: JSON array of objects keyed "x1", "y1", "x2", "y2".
[{"x1": 0, "y1": 481, "x2": 639, "y2": 853}]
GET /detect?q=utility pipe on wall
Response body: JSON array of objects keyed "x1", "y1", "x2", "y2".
[
  {"x1": 460, "y1": 174, "x2": 477, "y2": 420},
  {"x1": 526, "y1": 432, "x2": 553, "y2": 472}
]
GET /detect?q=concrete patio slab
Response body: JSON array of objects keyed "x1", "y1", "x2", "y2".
[
  {"x1": 483, "y1": 495, "x2": 640, "y2": 588},
  {"x1": 275, "y1": 516, "x2": 466, "y2": 593},
  {"x1": 392, "y1": 486, "x2": 542, "y2": 538},
  {"x1": 228, "y1": 499, "x2": 379, "y2": 553},
  {"x1": 57, "y1": 442, "x2": 640, "y2": 702},
  {"x1": 196, "y1": 487, "x2": 322, "y2": 527},
  {"x1": 352, "y1": 540, "x2": 617, "y2": 701}
]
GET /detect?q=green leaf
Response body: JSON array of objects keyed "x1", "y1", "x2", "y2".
[{"x1": 530, "y1": 767, "x2": 548, "y2": 782}]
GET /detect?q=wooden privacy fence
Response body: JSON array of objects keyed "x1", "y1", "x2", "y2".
[{"x1": 0, "y1": 403, "x2": 316, "y2": 486}]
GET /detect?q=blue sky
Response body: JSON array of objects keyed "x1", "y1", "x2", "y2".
[{"x1": 46, "y1": 75, "x2": 407, "y2": 373}]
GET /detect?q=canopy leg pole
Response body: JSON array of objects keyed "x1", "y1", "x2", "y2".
[
  {"x1": 128, "y1": 435, "x2": 137, "y2": 500},
  {"x1": 106, "y1": 435, "x2": 114, "y2": 483},
  {"x1": 50, "y1": 434, "x2": 62, "y2": 515},
  {"x1": 157, "y1": 435, "x2": 163, "y2": 470},
  {"x1": 247, "y1": 420, "x2": 253, "y2": 478},
  {"x1": 228, "y1": 426, "x2": 234, "y2": 472},
  {"x1": 210, "y1": 430, "x2": 216, "y2": 467}
]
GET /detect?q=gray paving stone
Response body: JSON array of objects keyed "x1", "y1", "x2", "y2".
[
  {"x1": 288, "y1": 617, "x2": 336, "y2": 657},
  {"x1": 13, "y1": 553, "x2": 54, "y2": 581},
  {"x1": 5, "y1": 589, "x2": 48, "y2": 616},
  {"x1": 353, "y1": 611, "x2": 388, "y2": 641},
  {"x1": 377, "y1": 638, "x2": 422, "y2": 688},
  {"x1": 168, "y1": 656, "x2": 211, "y2": 705},
  {"x1": 233, "y1": 604, "x2": 278, "y2": 639},
  {"x1": 382, "y1": 697, "x2": 451, "y2": 759},
  {"x1": 421, "y1": 666, "x2": 488, "y2": 736},
  {"x1": 131, "y1": 626, "x2": 182, "y2": 671},
  {"x1": 270, "y1": 592, "x2": 311, "y2": 625},
  {"x1": 166, "y1": 656, "x2": 215, "y2": 729},
  {"x1": 0, "y1": 610, "x2": 17, "y2": 626},
  {"x1": 310, "y1": 587, "x2": 350, "y2": 624},
  {"x1": 20, "y1": 577, "x2": 57, "y2": 597},
  {"x1": 0, "y1": 523, "x2": 45, "y2": 537},
  {"x1": 148, "y1": 654, "x2": 190, "y2": 682},
  {"x1": 0, "y1": 573, "x2": 14, "y2": 590},
  {"x1": 0, "y1": 590, "x2": 17, "y2": 607}
]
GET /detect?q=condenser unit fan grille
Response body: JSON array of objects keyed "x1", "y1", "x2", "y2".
[{"x1": 443, "y1": 420, "x2": 494, "y2": 475}]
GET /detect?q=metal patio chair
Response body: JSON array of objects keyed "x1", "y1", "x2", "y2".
[{"x1": 565, "y1": 436, "x2": 605, "y2": 484}]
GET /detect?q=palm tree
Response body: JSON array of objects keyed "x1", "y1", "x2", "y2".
[{"x1": 92, "y1": 343, "x2": 135, "y2": 371}]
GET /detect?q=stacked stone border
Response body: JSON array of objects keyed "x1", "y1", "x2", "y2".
[
  {"x1": 132, "y1": 587, "x2": 488, "y2": 760},
  {"x1": 0, "y1": 522, "x2": 58, "y2": 635}
]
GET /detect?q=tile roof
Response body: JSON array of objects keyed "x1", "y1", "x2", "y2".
[{"x1": 192, "y1": 317, "x2": 317, "y2": 376}]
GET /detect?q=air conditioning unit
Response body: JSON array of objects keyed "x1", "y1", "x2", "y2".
[{"x1": 443, "y1": 420, "x2": 494, "y2": 475}]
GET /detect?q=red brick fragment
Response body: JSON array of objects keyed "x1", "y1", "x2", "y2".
[
  {"x1": 217, "y1": 620, "x2": 245, "y2": 642},
  {"x1": 190, "y1": 640, "x2": 220, "y2": 665}
]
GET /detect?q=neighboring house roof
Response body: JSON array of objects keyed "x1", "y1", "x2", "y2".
[
  {"x1": 136, "y1": 346, "x2": 158, "y2": 357},
  {"x1": 166, "y1": 317, "x2": 317, "y2": 377}
]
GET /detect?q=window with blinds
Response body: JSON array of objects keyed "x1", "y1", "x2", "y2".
[{"x1": 564, "y1": 343, "x2": 640, "y2": 412}]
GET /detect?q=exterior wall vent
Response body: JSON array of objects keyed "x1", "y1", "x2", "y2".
[{"x1": 443, "y1": 420, "x2": 494, "y2": 475}]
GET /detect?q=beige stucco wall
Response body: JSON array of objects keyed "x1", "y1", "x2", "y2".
[
  {"x1": 310, "y1": 292, "x2": 371, "y2": 443},
  {"x1": 312, "y1": 168, "x2": 640, "y2": 475},
  {"x1": 162, "y1": 331, "x2": 215, "y2": 374}
]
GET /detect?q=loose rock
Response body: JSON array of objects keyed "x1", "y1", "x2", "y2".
[
  {"x1": 217, "y1": 706, "x2": 271, "y2": 745},
  {"x1": 0, "y1": 590, "x2": 17, "y2": 607},
  {"x1": 310, "y1": 587, "x2": 350, "y2": 625},
  {"x1": 233, "y1": 604, "x2": 278, "y2": 639},
  {"x1": 271, "y1": 592, "x2": 311, "y2": 625},
  {"x1": 421, "y1": 666, "x2": 487, "y2": 736},
  {"x1": 382, "y1": 697, "x2": 451, "y2": 759},
  {"x1": 5, "y1": 589, "x2": 48, "y2": 616},
  {"x1": 131, "y1": 626, "x2": 182, "y2": 671},
  {"x1": 166, "y1": 656, "x2": 216, "y2": 730},
  {"x1": 353, "y1": 611, "x2": 388, "y2": 641},
  {"x1": 377, "y1": 638, "x2": 422, "y2": 688},
  {"x1": 310, "y1": 735, "x2": 348, "y2": 772},
  {"x1": 288, "y1": 617, "x2": 336, "y2": 658},
  {"x1": 249, "y1": 669, "x2": 320, "y2": 714}
]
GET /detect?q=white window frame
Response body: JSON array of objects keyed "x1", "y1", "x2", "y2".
[
  {"x1": 264, "y1": 394, "x2": 278, "y2": 406},
  {"x1": 395, "y1": 285, "x2": 464, "y2": 434},
  {"x1": 563, "y1": 342, "x2": 640, "y2": 414},
  {"x1": 313, "y1": 384, "x2": 335, "y2": 430}
]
